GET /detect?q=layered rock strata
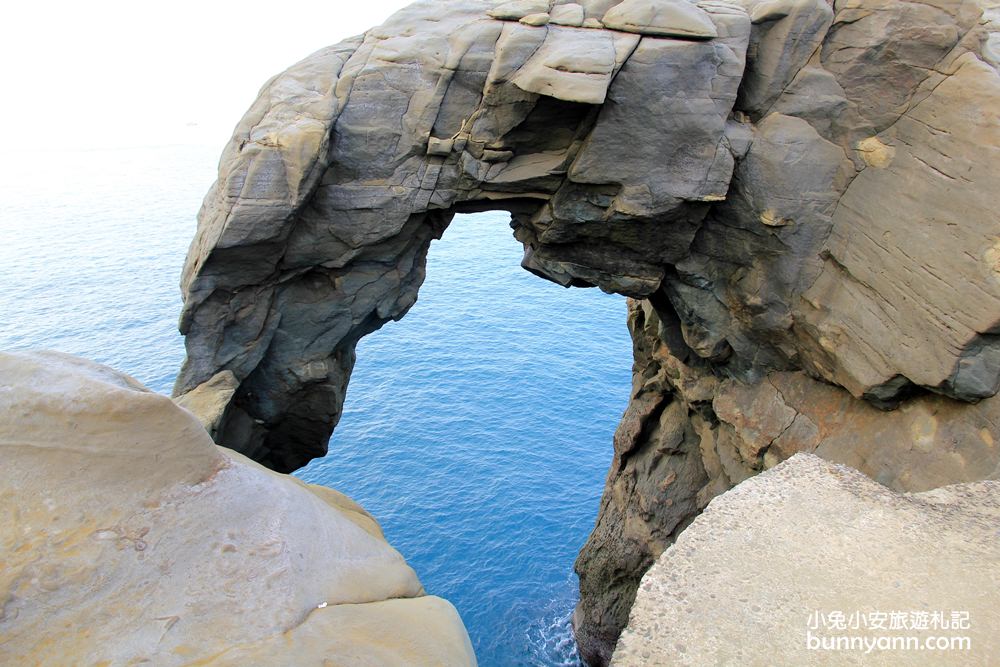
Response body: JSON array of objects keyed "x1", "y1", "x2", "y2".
[
  {"x1": 171, "y1": 0, "x2": 1000, "y2": 663},
  {"x1": 173, "y1": 0, "x2": 755, "y2": 471},
  {"x1": 614, "y1": 454, "x2": 1000, "y2": 666},
  {"x1": 0, "y1": 351, "x2": 475, "y2": 666}
]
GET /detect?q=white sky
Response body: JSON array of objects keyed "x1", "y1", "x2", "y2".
[{"x1": 1, "y1": 0, "x2": 415, "y2": 151}]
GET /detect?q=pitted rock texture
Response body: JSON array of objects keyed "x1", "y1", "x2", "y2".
[
  {"x1": 0, "y1": 351, "x2": 475, "y2": 666},
  {"x1": 613, "y1": 454, "x2": 1000, "y2": 666},
  {"x1": 172, "y1": 0, "x2": 1000, "y2": 663}
]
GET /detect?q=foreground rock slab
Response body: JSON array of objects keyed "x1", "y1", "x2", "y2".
[
  {"x1": 0, "y1": 351, "x2": 475, "y2": 666},
  {"x1": 614, "y1": 454, "x2": 1000, "y2": 666}
]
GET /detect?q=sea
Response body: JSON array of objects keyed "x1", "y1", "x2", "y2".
[{"x1": 0, "y1": 143, "x2": 633, "y2": 666}]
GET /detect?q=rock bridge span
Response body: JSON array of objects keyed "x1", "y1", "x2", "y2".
[{"x1": 175, "y1": 0, "x2": 755, "y2": 470}]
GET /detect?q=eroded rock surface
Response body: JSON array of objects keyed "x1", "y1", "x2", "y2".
[
  {"x1": 574, "y1": 297, "x2": 1000, "y2": 663},
  {"x1": 0, "y1": 351, "x2": 475, "y2": 666},
  {"x1": 173, "y1": 0, "x2": 753, "y2": 472},
  {"x1": 171, "y1": 0, "x2": 1000, "y2": 663},
  {"x1": 614, "y1": 454, "x2": 1000, "y2": 666}
]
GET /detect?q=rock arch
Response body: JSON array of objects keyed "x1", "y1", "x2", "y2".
[
  {"x1": 174, "y1": 0, "x2": 1000, "y2": 662},
  {"x1": 174, "y1": 0, "x2": 755, "y2": 471}
]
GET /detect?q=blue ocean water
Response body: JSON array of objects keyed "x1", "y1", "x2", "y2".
[
  {"x1": 298, "y1": 211, "x2": 633, "y2": 665},
  {"x1": 0, "y1": 145, "x2": 210, "y2": 391},
  {"x1": 1, "y1": 145, "x2": 633, "y2": 666}
]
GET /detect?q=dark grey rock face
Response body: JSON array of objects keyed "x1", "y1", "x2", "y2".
[
  {"x1": 172, "y1": 0, "x2": 1000, "y2": 663},
  {"x1": 173, "y1": 0, "x2": 752, "y2": 472}
]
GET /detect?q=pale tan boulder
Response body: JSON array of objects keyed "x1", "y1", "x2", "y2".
[
  {"x1": 0, "y1": 351, "x2": 475, "y2": 667},
  {"x1": 614, "y1": 454, "x2": 1000, "y2": 666},
  {"x1": 203, "y1": 597, "x2": 476, "y2": 666},
  {"x1": 171, "y1": 368, "x2": 238, "y2": 438}
]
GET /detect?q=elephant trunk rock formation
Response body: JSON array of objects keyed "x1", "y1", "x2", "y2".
[{"x1": 173, "y1": 0, "x2": 1000, "y2": 663}]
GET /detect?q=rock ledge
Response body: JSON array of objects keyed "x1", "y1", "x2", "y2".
[{"x1": 614, "y1": 454, "x2": 1000, "y2": 666}]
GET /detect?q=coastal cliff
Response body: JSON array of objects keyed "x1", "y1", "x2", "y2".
[
  {"x1": 169, "y1": 0, "x2": 1000, "y2": 663},
  {"x1": 0, "y1": 351, "x2": 475, "y2": 665}
]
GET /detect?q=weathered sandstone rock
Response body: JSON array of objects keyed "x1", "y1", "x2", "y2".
[
  {"x1": 174, "y1": 0, "x2": 751, "y2": 473},
  {"x1": 0, "y1": 351, "x2": 475, "y2": 666},
  {"x1": 489, "y1": 0, "x2": 551, "y2": 20},
  {"x1": 550, "y1": 3, "x2": 586, "y2": 26},
  {"x1": 601, "y1": 0, "x2": 719, "y2": 39},
  {"x1": 172, "y1": 368, "x2": 239, "y2": 439},
  {"x1": 799, "y1": 53, "x2": 1000, "y2": 402},
  {"x1": 614, "y1": 454, "x2": 1000, "y2": 666},
  {"x1": 509, "y1": 26, "x2": 638, "y2": 104},
  {"x1": 170, "y1": 0, "x2": 1000, "y2": 663},
  {"x1": 574, "y1": 297, "x2": 1000, "y2": 665}
]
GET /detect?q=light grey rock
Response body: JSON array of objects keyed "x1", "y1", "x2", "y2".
[
  {"x1": 984, "y1": 2, "x2": 1000, "y2": 69},
  {"x1": 614, "y1": 454, "x2": 1000, "y2": 666},
  {"x1": 985, "y1": 32, "x2": 1000, "y2": 68},
  {"x1": 798, "y1": 54, "x2": 1000, "y2": 403},
  {"x1": 601, "y1": 0, "x2": 719, "y2": 38},
  {"x1": 550, "y1": 2, "x2": 586, "y2": 25},
  {"x1": 519, "y1": 11, "x2": 551, "y2": 25},
  {"x1": 819, "y1": 0, "x2": 977, "y2": 133},
  {"x1": 568, "y1": 10, "x2": 750, "y2": 215},
  {"x1": 488, "y1": 0, "x2": 551, "y2": 20},
  {"x1": 580, "y1": 0, "x2": 619, "y2": 20}
]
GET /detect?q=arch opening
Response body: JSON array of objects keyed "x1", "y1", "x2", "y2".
[{"x1": 295, "y1": 211, "x2": 632, "y2": 663}]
